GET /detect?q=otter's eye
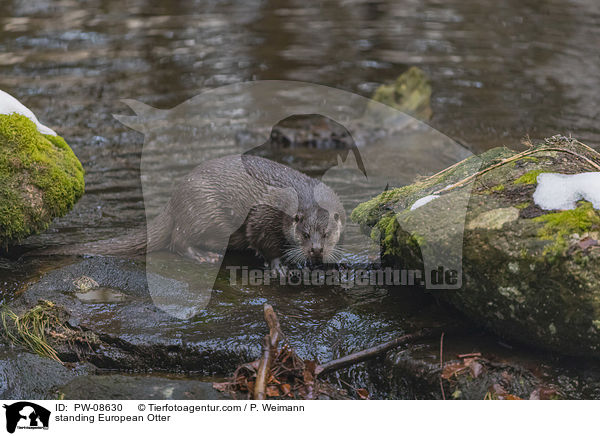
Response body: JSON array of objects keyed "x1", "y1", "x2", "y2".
[
  {"x1": 294, "y1": 214, "x2": 303, "y2": 223},
  {"x1": 323, "y1": 232, "x2": 329, "y2": 238},
  {"x1": 334, "y1": 213, "x2": 340, "y2": 221},
  {"x1": 303, "y1": 232, "x2": 310, "y2": 239}
]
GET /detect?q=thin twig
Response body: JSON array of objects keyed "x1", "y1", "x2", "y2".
[
  {"x1": 457, "y1": 352, "x2": 481, "y2": 359},
  {"x1": 314, "y1": 329, "x2": 436, "y2": 377},
  {"x1": 432, "y1": 146, "x2": 600, "y2": 195},
  {"x1": 440, "y1": 332, "x2": 446, "y2": 400}
]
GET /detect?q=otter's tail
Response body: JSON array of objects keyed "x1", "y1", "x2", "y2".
[{"x1": 33, "y1": 206, "x2": 174, "y2": 256}]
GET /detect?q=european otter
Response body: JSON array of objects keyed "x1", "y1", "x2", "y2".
[{"x1": 40, "y1": 155, "x2": 346, "y2": 269}]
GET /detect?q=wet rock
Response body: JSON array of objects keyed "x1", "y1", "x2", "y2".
[
  {"x1": 9, "y1": 251, "x2": 600, "y2": 398},
  {"x1": 366, "y1": 339, "x2": 554, "y2": 400},
  {"x1": 351, "y1": 136, "x2": 600, "y2": 358},
  {"x1": 58, "y1": 374, "x2": 227, "y2": 400},
  {"x1": 0, "y1": 347, "x2": 91, "y2": 400},
  {"x1": 0, "y1": 112, "x2": 84, "y2": 247}
]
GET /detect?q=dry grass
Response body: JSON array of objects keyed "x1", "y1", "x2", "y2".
[{"x1": 0, "y1": 300, "x2": 63, "y2": 363}]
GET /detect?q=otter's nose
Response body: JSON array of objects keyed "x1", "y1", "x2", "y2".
[{"x1": 310, "y1": 246, "x2": 323, "y2": 257}]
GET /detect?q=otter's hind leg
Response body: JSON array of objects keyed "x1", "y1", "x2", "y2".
[
  {"x1": 170, "y1": 237, "x2": 222, "y2": 264},
  {"x1": 182, "y1": 246, "x2": 222, "y2": 264}
]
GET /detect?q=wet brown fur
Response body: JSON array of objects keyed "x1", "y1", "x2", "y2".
[{"x1": 38, "y1": 155, "x2": 345, "y2": 265}]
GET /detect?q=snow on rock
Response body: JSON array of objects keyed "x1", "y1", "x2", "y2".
[
  {"x1": 533, "y1": 172, "x2": 600, "y2": 210},
  {"x1": 0, "y1": 89, "x2": 57, "y2": 135},
  {"x1": 410, "y1": 194, "x2": 440, "y2": 210}
]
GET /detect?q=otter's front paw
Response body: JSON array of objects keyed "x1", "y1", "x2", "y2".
[{"x1": 269, "y1": 258, "x2": 288, "y2": 277}]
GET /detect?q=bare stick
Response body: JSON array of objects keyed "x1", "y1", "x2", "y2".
[
  {"x1": 314, "y1": 329, "x2": 435, "y2": 377},
  {"x1": 254, "y1": 335, "x2": 272, "y2": 400},
  {"x1": 264, "y1": 305, "x2": 281, "y2": 348},
  {"x1": 253, "y1": 304, "x2": 282, "y2": 400},
  {"x1": 439, "y1": 332, "x2": 446, "y2": 400}
]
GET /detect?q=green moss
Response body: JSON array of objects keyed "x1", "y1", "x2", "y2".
[
  {"x1": 515, "y1": 202, "x2": 530, "y2": 209},
  {"x1": 351, "y1": 185, "x2": 421, "y2": 226},
  {"x1": 514, "y1": 169, "x2": 547, "y2": 185},
  {"x1": 491, "y1": 184, "x2": 505, "y2": 192},
  {"x1": 533, "y1": 202, "x2": 600, "y2": 255},
  {"x1": 0, "y1": 114, "x2": 84, "y2": 245},
  {"x1": 370, "y1": 67, "x2": 432, "y2": 119}
]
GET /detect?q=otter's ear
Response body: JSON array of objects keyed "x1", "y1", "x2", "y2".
[{"x1": 294, "y1": 213, "x2": 303, "y2": 223}]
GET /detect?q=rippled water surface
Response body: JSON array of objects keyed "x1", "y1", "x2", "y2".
[{"x1": 1, "y1": 0, "x2": 599, "y2": 257}]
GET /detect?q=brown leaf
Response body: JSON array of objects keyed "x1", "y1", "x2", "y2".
[
  {"x1": 504, "y1": 394, "x2": 523, "y2": 400},
  {"x1": 303, "y1": 360, "x2": 317, "y2": 383},
  {"x1": 280, "y1": 383, "x2": 292, "y2": 396},
  {"x1": 356, "y1": 388, "x2": 369, "y2": 400},
  {"x1": 266, "y1": 386, "x2": 280, "y2": 397},
  {"x1": 441, "y1": 362, "x2": 467, "y2": 380},
  {"x1": 530, "y1": 387, "x2": 558, "y2": 400},
  {"x1": 212, "y1": 382, "x2": 229, "y2": 392}
]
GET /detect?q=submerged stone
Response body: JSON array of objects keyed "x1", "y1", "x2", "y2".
[{"x1": 369, "y1": 67, "x2": 433, "y2": 120}]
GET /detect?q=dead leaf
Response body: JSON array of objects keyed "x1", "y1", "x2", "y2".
[
  {"x1": 303, "y1": 360, "x2": 316, "y2": 383},
  {"x1": 441, "y1": 362, "x2": 468, "y2": 380},
  {"x1": 212, "y1": 382, "x2": 229, "y2": 392},
  {"x1": 530, "y1": 387, "x2": 558, "y2": 400},
  {"x1": 266, "y1": 386, "x2": 280, "y2": 397},
  {"x1": 357, "y1": 388, "x2": 369, "y2": 400},
  {"x1": 280, "y1": 383, "x2": 292, "y2": 396}
]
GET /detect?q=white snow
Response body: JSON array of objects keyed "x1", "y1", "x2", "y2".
[
  {"x1": 533, "y1": 172, "x2": 600, "y2": 210},
  {"x1": 0, "y1": 89, "x2": 57, "y2": 135},
  {"x1": 410, "y1": 194, "x2": 440, "y2": 210}
]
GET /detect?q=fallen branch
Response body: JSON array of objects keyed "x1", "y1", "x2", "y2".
[
  {"x1": 314, "y1": 329, "x2": 436, "y2": 377},
  {"x1": 439, "y1": 332, "x2": 446, "y2": 400},
  {"x1": 253, "y1": 304, "x2": 282, "y2": 400}
]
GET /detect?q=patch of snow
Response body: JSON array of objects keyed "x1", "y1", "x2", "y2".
[
  {"x1": 533, "y1": 172, "x2": 600, "y2": 210},
  {"x1": 0, "y1": 89, "x2": 57, "y2": 135},
  {"x1": 410, "y1": 194, "x2": 440, "y2": 210}
]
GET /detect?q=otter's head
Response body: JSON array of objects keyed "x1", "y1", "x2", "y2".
[{"x1": 287, "y1": 205, "x2": 345, "y2": 265}]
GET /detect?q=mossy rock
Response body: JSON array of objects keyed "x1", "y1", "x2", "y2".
[
  {"x1": 0, "y1": 113, "x2": 84, "y2": 246},
  {"x1": 369, "y1": 67, "x2": 433, "y2": 120},
  {"x1": 352, "y1": 135, "x2": 600, "y2": 357}
]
